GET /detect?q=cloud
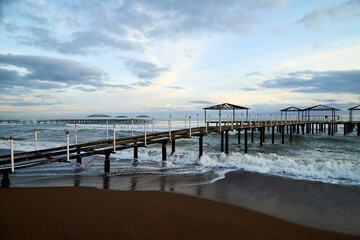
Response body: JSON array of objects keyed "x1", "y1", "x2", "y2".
[
  {"x1": 122, "y1": 58, "x2": 170, "y2": 79},
  {"x1": 189, "y1": 100, "x2": 215, "y2": 105},
  {"x1": 18, "y1": 27, "x2": 143, "y2": 55},
  {"x1": 131, "y1": 81, "x2": 152, "y2": 87},
  {"x1": 3, "y1": 0, "x2": 287, "y2": 54},
  {"x1": 245, "y1": 71, "x2": 263, "y2": 77},
  {"x1": 297, "y1": 0, "x2": 360, "y2": 28},
  {"x1": 0, "y1": 53, "x2": 130, "y2": 91},
  {"x1": 241, "y1": 87, "x2": 258, "y2": 91},
  {"x1": 167, "y1": 86, "x2": 185, "y2": 90},
  {"x1": 260, "y1": 69, "x2": 360, "y2": 94}
]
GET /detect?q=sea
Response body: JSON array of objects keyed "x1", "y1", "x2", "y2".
[
  {"x1": 1, "y1": 118, "x2": 359, "y2": 186},
  {"x1": 1, "y1": 118, "x2": 360, "y2": 234}
]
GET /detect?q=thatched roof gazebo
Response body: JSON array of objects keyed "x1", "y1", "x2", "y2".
[{"x1": 203, "y1": 103, "x2": 249, "y2": 122}]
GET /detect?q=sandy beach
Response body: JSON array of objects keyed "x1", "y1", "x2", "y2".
[{"x1": 0, "y1": 187, "x2": 358, "y2": 240}]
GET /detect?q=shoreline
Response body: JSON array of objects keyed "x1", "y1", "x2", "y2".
[{"x1": 1, "y1": 187, "x2": 359, "y2": 240}]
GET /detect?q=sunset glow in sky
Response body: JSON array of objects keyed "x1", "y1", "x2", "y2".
[{"x1": 1, "y1": 0, "x2": 360, "y2": 118}]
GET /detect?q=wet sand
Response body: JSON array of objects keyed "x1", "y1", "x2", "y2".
[
  {"x1": 9, "y1": 168, "x2": 360, "y2": 236},
  {"x1": 1, "y1": 187, "x2": 358, "y2": 240}
]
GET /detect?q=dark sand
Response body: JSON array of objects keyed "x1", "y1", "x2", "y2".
[{"x1": 0, "y1": 187, "x2": 358, "y2": 240}]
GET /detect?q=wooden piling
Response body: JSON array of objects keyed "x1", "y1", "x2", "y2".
[
  {"x1": 76, "y1": 147, "x2": 82, "y2": 164},
  {"x1": 251, "y1": 128, "x2": 254, "y2": 143},
  {"x1": 134, "y1": 143, "x2": 138, "y2": 159},
  {"x1": 221, "y1": 131, "x2": 224, "y2": 152},
  {"x1": 357, "y1": 123, "x2": 360, "y2": 136},
  {"x1": 260, "y1": 128, "x2": 263, "y2": 147},
  {"x1": 302, "y1": 124, "x2": 305, "y2": 135},
  {"x1": 312, "y1": 124, "x2": 314, "y2": 135},
  {"x1": 282, "y1": 126, "x2": 285, "y2": 144},
  {"x1": 244, "y1": 128, "x2": 248, "y2": 154},
  {"x1": 171, "y1": 139, "x2": 175, "y2": 155},
  {"x1": 272, "y1": 126, "x2": 275, "y2": 144},
  {"x1": 104, "y1": 152, "x2": 110, "y2": 173},
  {"x1": 1, "y1": 171, "x2": 10, "y2": 187},
  {"x1": 290, "y1": 125, "x2": 292, "y2": 141},
  {"x1": 199, "y1": 135, "x2": 203, "y2": 158},
  {"x1": 162, "y1": 142, "x2": 167, "y2": 161},
  {"x1": 225, "y1": 130, "x2": 229, "y2": 154},
  {"x1": 237, "y1": 129, "x2": 241, "y2": 144}
]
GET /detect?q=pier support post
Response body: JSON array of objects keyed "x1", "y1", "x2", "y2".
[
  {"x1": 162, "y1": 142, "x2": 167, "y2": 161},
  {"x1": 225, "y1": 130, "x2": 229, "y2": 154},
  {"x1": 302, "y1": 124, "x2": 304, "y2": 135},
  {"x1": 104, "y1": 152, "x2": 110, "y2": 173},
  {"x1": 134, "y1": 143, "x2": 138, "y2": 159},
  {"x1": 237, "y1": 129, "x2": 241, "y2": 144},
  {"x1": 244, "y1": 129, "x2": 248, "y2": 154},
  {"x1": 262, "y1": 127, "x2": 265, "y2": 143},
  {"x1": 251, "y1": 128, "x2": 254, "y2": 143},
  {"x1": 290, "y1": 126, "x2": 292, "y2": 141},
  {"x1": 259, "y1": 128, "x2": 263, "y2": 147},
  {"x1": 272, "y1": 126, "x2": 275, "y2": 144},
  {"x1": 76, "y1": 147, "x2": 82, "y2": 164},
  {"x1": 1, "y1": 171, "x2": 10, "y2": 188},
  {"x1": 358, "y1": 123, "x2": 360, "y2": 136},
  {"x1": 199, "y1": 135, "x2": 203, "y2": 158},
  {"x1": 312, "y1": 124, "x2": 314, "y2": 135},
  {"x1": 221, "y1": 131, "x2": 224, "y2": 152},
  {"x1": 328, "y1": 123, "x2": 331, "y2": 136},
  {"x1": 171, "y1": 139, "x2": 176, "y2": 155},
  {"x1": 282, "y1": 126, "x2": 285, "y2": 144}
]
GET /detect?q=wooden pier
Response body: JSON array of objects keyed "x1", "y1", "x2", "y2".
[{"x1": 1, "y1": 119, "x2": 359, "y2": 187}]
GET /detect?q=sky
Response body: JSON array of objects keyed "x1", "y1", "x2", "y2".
[{"x1": 0, "y1": 0, "x2": 360, "y2": 119}]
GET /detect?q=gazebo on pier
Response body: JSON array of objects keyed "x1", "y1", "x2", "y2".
[
  {"x1": 302, "y1": 105, "x2": 340, "y2": 122},
  {"x1": 203, "y1": 103, "x2": 249, "y2": 123},
  {"x1": 349, "y1": 105, "x2": 360, "y2": 122},
  {"x1": 280, "y1": 106, "x2": 303, "y2": 122}
]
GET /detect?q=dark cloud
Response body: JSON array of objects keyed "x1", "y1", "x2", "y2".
[
  {"x1": 123, "y1": 58, "x2": 170, "y2": 79},
  {"x1": 0, "y1": 53, "x2": 130, "y2": 91},
  {"x1": 297, "y1": 0, "x2": 360, "y2": 28},
  {"x1": 3, "y1": 0, "x2": 287, "y2": 54},
  {"x1": 189, "y1": 100, "x2": 215, "y2": 105},
  {"x1": 18, "y1": 27, "x2": 142, "y2": 55},
  {"x1": 260, "y1": 69, "x2": 360, "y2": 94}
]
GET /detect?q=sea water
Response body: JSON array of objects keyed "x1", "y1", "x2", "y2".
[{"x1": 0, "y1": 119, "x2": 359, "y2": 187}]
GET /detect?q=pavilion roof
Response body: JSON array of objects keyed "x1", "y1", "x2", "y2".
[
  {"x1": 136, "y1": 115, "x2": 150, "y2": 118},
  {"x1": 348, "y1": 105, "x2": 360, "y2": 110},
  {"x1": 280, "y1": 106, "x2": 303, "y2": 112},
  {"x1": 203, "y1": 103, "x2": 249, "y2": 110},
  {"x1": 116, "y1": 115, "x2": 128, "y2": 118},
  {"x1": 303, "y1": 104, "x2": 340, "y2": 111}
]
